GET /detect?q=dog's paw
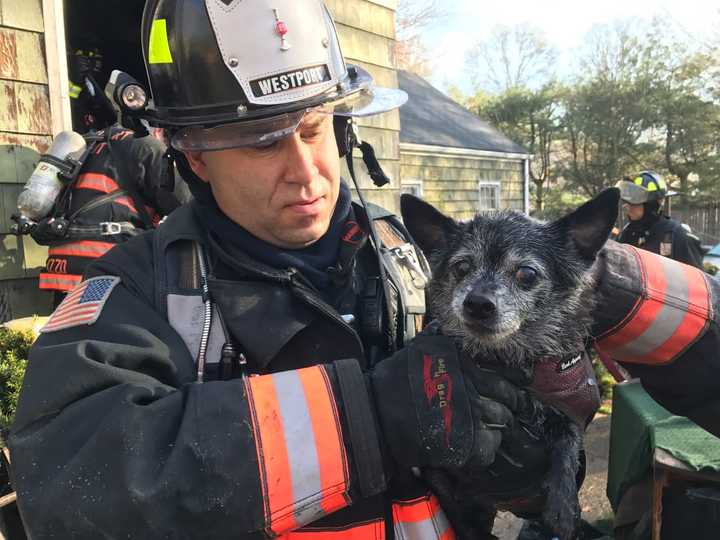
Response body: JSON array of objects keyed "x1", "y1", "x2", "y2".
[{"x1": 541, "y1": 494, "x2": 580, "y2": 540}]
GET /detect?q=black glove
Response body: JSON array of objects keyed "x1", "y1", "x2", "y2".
[
  {"x1": 371, "y1": 334, "x2": 514, "y2": 473},
  {"x1": 450, "y1": 367, "x2": 550, "y2": 502}
]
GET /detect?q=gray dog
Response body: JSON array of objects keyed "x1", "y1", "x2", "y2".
[{"x1": 400, "y1": 189, "x2": 620, "y2": 540}]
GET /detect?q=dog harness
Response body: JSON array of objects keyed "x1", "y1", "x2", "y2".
[{"x1": 529, "y1": 351, "x2": 601, "y2": 427}]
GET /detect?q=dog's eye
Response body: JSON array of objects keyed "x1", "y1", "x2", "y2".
[
  {"x1": 452, "y1": 260, "x2": 472, "y2": 279},
  {"x1": 516, "y1": 266, "x2": 538, "y2": 287}
]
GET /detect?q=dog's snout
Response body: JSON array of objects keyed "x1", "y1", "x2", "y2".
[{"x1": 463, "y1": 291, "x2": 497, "y2": 320}]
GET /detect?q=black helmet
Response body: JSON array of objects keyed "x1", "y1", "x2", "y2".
[
  {"x1": 140, "y1": 0, "x2": 407, "y2": 151},
  {"x1": 616, "y1": 171, "x2": 668, "y2": 205}
]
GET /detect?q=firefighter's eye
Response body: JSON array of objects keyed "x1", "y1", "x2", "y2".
[
  {"x1": 252, "y1": 140, "x2": 279, "y2": 152},
  {"x1": 515, "y1": 266, "x2": 538, "y2": 287},
  {"x1": 452, "y1": 260, "x2": 472, "y2": 279}
]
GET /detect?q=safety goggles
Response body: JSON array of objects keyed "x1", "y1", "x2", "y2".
[
  {"x1": 170, "y1": 86, "x2": 405, "y2": 152},
  {"x1": 616, "y1": 180, "x2": 649, "y2": 205}
]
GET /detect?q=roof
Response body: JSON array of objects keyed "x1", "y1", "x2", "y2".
[{"x1": 397, "y1": 70, "x2": 528, "y2": 156}]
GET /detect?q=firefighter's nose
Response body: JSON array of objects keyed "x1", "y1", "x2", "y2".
[{"x1": 463, "y1": 291, "x2": 497, "y2": 320}]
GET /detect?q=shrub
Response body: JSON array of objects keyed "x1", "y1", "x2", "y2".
[
  {"x1": 0, "y1": 326, "x2": 34, "y2": 442},
  {"x1": 590, "y1": 350, "x2": 615, "y2": 415}
]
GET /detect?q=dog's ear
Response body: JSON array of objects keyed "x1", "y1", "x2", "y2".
[
  {"x1": 400, "y1": 194, "x2": 458, "y2": 255},
  {"x1": 555, "y1": 188, "x2": 620, "y2": 260}
]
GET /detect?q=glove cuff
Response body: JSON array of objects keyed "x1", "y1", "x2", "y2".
[
  {"x1": 332, "y1": 358, "x2": 387, "y2": 498},
  {"x1": 372, "y1": 335, "x2": 473, "y2": 469}
]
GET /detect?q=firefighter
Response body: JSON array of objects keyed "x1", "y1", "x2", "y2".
[
  {"x1": 67, "y1": 47, "x2": 116, "y2": 134},
  {"x1": 8, "y1": 1, "x2": 720, "y2": 539},
  {"x1": 32, "y1": 124, "x2": 181, "y2": 307},
  {"x1": 9, "y1": 1, "x2": 550, "y2": 538},
  {"x1": 616, "y1": 171, "x2": 703, "y2": 268}
]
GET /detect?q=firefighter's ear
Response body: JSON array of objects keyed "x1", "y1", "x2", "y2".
[{"x1": 183, "y1": 151, "x2": 210, "y2": 184}]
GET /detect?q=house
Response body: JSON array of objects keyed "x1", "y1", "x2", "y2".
[
  {"x1": 0, "y1": 0, "x2": 401, "y2": 322},
  {"x1": 398, "y1": 70, "x2": 531, "y2": 221}
]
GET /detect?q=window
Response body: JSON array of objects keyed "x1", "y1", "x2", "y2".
[
  {"x1": 401, "y1": 179, "x2": 424, "y2": 198},
  {"x1": 479, "y1": 182, "x2": 501, "y2": 213}
]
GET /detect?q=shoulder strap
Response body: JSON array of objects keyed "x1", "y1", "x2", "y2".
[
  {"x1": 104, "y1": 128, "x2": 155, "y2": 229},
  {"x1": 51, "y1": 134, "x2": 104, "y2": 218}
]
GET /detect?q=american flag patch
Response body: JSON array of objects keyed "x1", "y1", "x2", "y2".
[{"x1": 41, "y1": 276, "x2": 120, "y2": 333}]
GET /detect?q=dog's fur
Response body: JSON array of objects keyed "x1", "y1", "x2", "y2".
[{"x1": 401, "y1": 189, "x2": 620, "y2": 540}]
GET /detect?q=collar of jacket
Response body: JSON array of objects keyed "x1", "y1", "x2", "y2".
[
  {"x1": 159, "y1": 197, "x2": 380, "y2": 283},
  {"x1": 157, "y1": 200, "x2": 369, "y2": 370}
]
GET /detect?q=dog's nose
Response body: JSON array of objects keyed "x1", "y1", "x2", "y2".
[{"x1": 463, "y1": 292, "x2": 497, "y2": 320}]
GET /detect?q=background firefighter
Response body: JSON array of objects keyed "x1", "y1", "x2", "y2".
[{"x1": 616, "y1": 171, "x2": 703, "y2": 268}]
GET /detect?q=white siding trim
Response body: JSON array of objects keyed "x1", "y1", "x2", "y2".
[
  {"x1": 400, "y1": 142, "x2": 531, "y2": 162},
  {"x1": 524, "y1": 159, "x2": 531, "y2": 215},
  {"x1": 42, "y1": 0, "x2": 72, "y2": 135}
]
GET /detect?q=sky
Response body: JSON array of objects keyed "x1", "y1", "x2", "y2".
[{"x1": 422, "y1": 0, "x2": 719, "y2": 94}]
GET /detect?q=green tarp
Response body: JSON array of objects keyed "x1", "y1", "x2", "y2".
[{"x1": 606, "y1": 380, "x2": 720, "y2": 510}]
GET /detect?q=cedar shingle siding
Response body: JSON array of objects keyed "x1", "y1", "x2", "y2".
[
  {"x1": 401, "y1": 152, "x2": 526, "y2": 221},
  {"x1": 0, "y1": 0, "x2": 53, "y2": 322},
  {"x1": 326, "y1": 0, "x2": 401, "y2": 214},
  {"x1": 398, "y1": 70, "x2": 528, "y2": 220}
]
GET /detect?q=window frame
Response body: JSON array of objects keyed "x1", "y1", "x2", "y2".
[
  {"x1": 401, "y1": 178, "x2": 424, "y2": 198},
  {"x1": 478, "y1": 181, "x2": 501, "y2": 213}
]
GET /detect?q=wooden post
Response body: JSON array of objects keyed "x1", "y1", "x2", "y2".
[{"x1": 42, "y1": 0, "x2": 72, "y2": 135}]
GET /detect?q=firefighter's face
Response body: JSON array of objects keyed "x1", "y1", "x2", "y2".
[
  {"x1": 186, "y1": 113, "x2": 341, "y2": 249},
  {"x1": 624, "y1": 202, "x2": 645, "y2": 221}
]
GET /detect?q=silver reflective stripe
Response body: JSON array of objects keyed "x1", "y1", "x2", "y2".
[
  {"x1": 612, "y1": 255, "x2": 688, "y2": 358},
  {"x1": 272, "y1": 370, "x2": 324, "y2": 525},
  {"x1": 394, "y1": 506, "x2": 451, "y2": 540},
  {"x1": 167, "y1": 293, "x2": 224, "y2": 364}
]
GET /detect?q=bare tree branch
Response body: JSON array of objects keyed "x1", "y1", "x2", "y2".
[
  {"x1": 394, "y1": 0, "x2": 446, "y2": 75},
  {"x1": 465, "y1": 24, "x2": 558, "y2": 93}
]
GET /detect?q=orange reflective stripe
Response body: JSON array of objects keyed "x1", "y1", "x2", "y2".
[
  {"x1": 598, "y1": 248, "x2": 664, "y2": 351},
  {"x1": 74, "y1": 173, "x2": 139, "y2": 215},
  {"x1": 38, "y1": 273, "x2": 82, "y2": 291},
  {"x1": 297, "y1": 367, "x2": 348, "y2": 515},
  {"x1": 597, "y1": 247, "x2": 712, "y2": 365},
  {"x1": 394, "y1": 495, "x2": 438, "y2": 523},
  {"x1": 283, "y1": 519, "x2": 385, "y2": 539},
  {"x1": 650, "y1": 261, "x2": 711, "y2": 362},
  {"x1": 115, "y1": 195, "x2": 139, "y2": 214},
  {"x1": 393, "y1": 494, "x2": 455, "y2": 540},
  {"x1": 246, "y1": 366, "x2": 349, "y2": 536},
  {"x1": 246, "y1": 373, "x2": 296, "y2": 533},
  {"x1": 49, "y1": 241, "x2": 115, "y2": 258},
  {"x1": 75, "y1": 173, "x2": 120, "y2": 193}
]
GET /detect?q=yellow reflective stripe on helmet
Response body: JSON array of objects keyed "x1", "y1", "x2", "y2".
[
  {"x1": 68, "y1": 82, "x2": 82, "y2": 99},
  {"x1": 149, "y1": 19, "x2": 174, "y2": 65},
  {"x1": 646, "y1": 181, "x2": 658, "y2": 192},
  {"x1": 634, "y1": 177, "x2": 644, "y2": 186}
]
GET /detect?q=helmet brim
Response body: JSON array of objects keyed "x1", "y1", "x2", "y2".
[
  {"x1": 336, "y1": 86, "x2": 408, "y2": 118},
  {"x1": 170, "y1": 65, "x2": 408, "y2": 152},
  {"x1": 616, "y1": 180, "x2": 649, "y2": 204}
]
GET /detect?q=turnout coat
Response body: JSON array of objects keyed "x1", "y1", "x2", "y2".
[
  {"x1": 8, "y1": 203, "x2": 720, "y2": 538},
  {"x1": 10, "y1": 201, "x2": 448, "y2": 539}
]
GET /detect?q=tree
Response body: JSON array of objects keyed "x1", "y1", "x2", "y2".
[
  {"x1": 477, "y1": 84, "x2": 561, "y2": 211},
  {"x1": 557, "y1": 22, "x2": 661, "y2": 197},
  {"x1": 465, "y1": 24, "x2": 558, "y2": 93},
  {"x1": 655, "y1": 51, "x2": 720, "y2": 207},
  {"x1": 395, "y1": 0, "x2": 445, "y2": 76}
]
